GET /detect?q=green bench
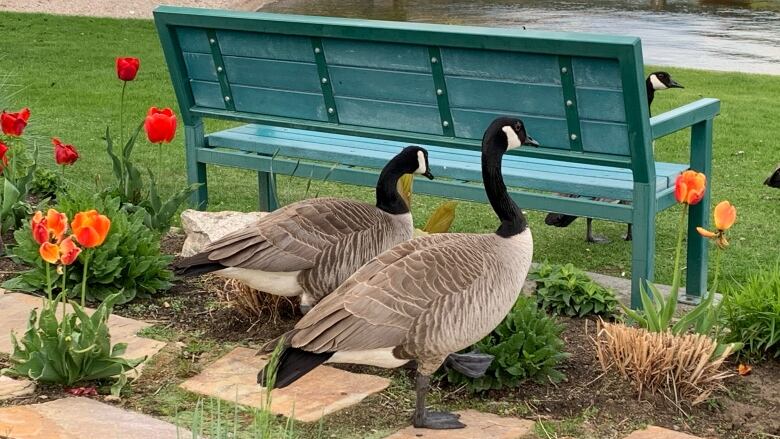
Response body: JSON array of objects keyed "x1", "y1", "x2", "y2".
[{"x1": 153, "y1": 6, "x2": 720, "y2": 308}]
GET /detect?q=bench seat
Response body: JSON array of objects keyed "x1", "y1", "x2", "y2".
[{"x1": 208, "y1": 124, "x2": 687, "y2": 202}]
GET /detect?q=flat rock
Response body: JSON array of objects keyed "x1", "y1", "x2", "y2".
[
  {"x1": 384, "y1": 410, "x2": 535, "y2": 439},
  {"x1": 0, "y1": 291, "x2": 164, "y2": 377},
  {"x1": 0, "y1": 376, "x2": 36, "y2": 401},
  {"x1": 0, "y1": 397, "x2": 188, "y2": 438},
  {"x1": 622, "y1": 425, "x2": 704, "y2": 439},
  {"x1": 180, "y1": 347, "x2": 391, "y2": 422},
  {"x1": 180, "y1": 209, "x2": 268, "y2": 257}
]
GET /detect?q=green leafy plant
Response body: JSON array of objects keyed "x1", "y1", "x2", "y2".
[
  {"x1": 3, "y1": 191, "x2": 173, "y2": 303},
  {"x1": 30, "y1": 167, "x2": 63, "y2": 198},
  {"x1": 0, "y1": 143, "x2": 39, "y2": 235},
  {"x1": 1, "y1": 292, "x2": 145, "y2": 386},
  {"x1": 721, "y1": 261, "x2": 780, "y2": 360},
  {"x1": 530, "y1": 261, "x2": 619, "y2": 317},
  {"x1": 105, "y1": 124, "x2": 199, "y2": 234},
  {"x1": 445, "y1": 296, "x2": 568, "y2": 391}
]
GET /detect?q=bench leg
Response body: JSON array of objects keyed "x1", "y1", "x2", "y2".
[
  {"x1": 630, "y1": 188, "x2": 656, "y2": 309},
  {"x1": 684, "y1": 119, "x2": 714, "y2": 303},
  {"x1": 258, "y1": 171, "x2": 278, "y2": 212},
  {"x1": 185, "y1": 122, "x2": 208, "y2": 210}
]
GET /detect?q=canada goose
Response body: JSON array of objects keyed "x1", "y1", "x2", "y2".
[
  {"x1": 258, "y1": 117, "x2": 538, "y2": 430},
  {"x1": 545, "y1": 71, "x2": 683, "y2": 242},
  {"x1": 174, "y1": 146, "x2": 434, "y2": 314},
  {"x1": 765, "y1": 165, "x2": 780, "y2": 188}
]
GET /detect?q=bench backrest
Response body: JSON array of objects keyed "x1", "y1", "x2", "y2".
[{"x1": 154, "y1": 7, "x2": 655, "y2": 180}]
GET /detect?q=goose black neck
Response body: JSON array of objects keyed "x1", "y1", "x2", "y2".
[
  {"x1": 646, "y1": 79, "x2": 655, "y2": 115},
  {"x1": 482, "y1": 146, "x2": 526, "y2": 237},
  {"x1": 375, "y1": 155, "x2": 410, "y2": 215}
]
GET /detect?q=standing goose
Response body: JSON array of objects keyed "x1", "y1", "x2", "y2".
[
  {"x1": 174, "y1": 146, "x2": 434, "y2": 314},
  {"x1": 258, "y1": 117, "x2": 538, "y2": 430},
  {"x1": 545, "y1": 71, "x2": 683, "y2": 242},
  {"x1": 765, "y1": 164, "x2": 780, "y2": 188}
]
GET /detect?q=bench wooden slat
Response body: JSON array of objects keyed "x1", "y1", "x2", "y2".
[{"x1": 222, "y1": 57, "x2": 321, "y2": 93}]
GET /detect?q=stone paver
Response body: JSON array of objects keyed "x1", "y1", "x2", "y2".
[
  {"x1": 384, "y1": 410, "x2": 535, "y2": 439},
  {"x1": 0, "y1": 376, "x2": 36, "y2": 401},
  {"x1": 622, "y1": 425, "x2": 704, "y2": 439},
  {"x1": 180, "y1": 347, "x2": 391, "y2": 422},
  {"x1": 0, "y1": 291, "x2": 164, "y2": 376},
  {"x1": 0, "y1": 397, "x2": 187, "y2": 439}
]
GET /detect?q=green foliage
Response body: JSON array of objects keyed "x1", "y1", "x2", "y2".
[
  {"x1": 1, "y1": 292, "x2": 145, "y2": 386},
  {"x1": 105, "y1": 124, "x2": 199, "y2": 233},
  {"x1": 0, "y1": 143, "x2": 39, "y2": 233},
  {"x1": 3, "y1": 191, "x2": 173, "y2": 303},
  {"x1": 530, "y1": 262, "x2": 618, "y2": 318},
  {"x1": 30, "y1": 167, "x2": 63, "y2": 198},
  {"x1": 445, "y1": 296, "x2": 568, "y2": 392},
  {"x1": 722, "y1": 261, "x2": 780, "y2": 360}
]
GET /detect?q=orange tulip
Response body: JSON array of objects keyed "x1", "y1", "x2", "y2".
[
  {"x1": 674, "y1": 170, "x2": 707, "y2": 205},
  {"x1": 713, "y1": 201, "x2": 736, "y2": 231},
  {"x1": 59, "y1": 237, "x2": 82, "y2": 266},
  {"x1": 45, "y1": 209, "x2": 68, "y2": 242},
  {"x1": 31, "y1": 211, "x2": 49, "y2": 245},
  {"x1": 71, "y1": 210, "x2": 111, "y2": 248},
  {"x1": 697, "y1": 200, "x2": 737, "y2": 249},
  {"x1": 737, "y1": 363, "x2": 752, "y2": 376},
  {"x1": 39, "y1": 242, "x2": 60, "y2": 264}
]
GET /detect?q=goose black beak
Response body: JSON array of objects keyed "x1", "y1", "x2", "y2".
[
  {"x1": 669, "y1": 79, "x2": 684, "y2": 89},
  {"x1": 423, "y1": 170, "x2": 434, "y2": 180},
  {"x1": 524, "y1": 136, "x2": 540, "y2": 147}
]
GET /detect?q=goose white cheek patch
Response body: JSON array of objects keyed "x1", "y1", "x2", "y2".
[
  {"x1": 650, "y1": 74, "x2": 667, "y2": 90},
  {"x1": 502, "y1": 126, "x2": 522, "y2": 149},
  {"x1": 415, "y1": 150, "x2": 427, "y2": 174}
]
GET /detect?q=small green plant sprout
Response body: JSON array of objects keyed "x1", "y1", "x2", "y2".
[
  {"x1": 530, "y1": 261, "x2": 619, "y2": 318},
  {"x1": 445, "y1": 296, "x2": 568, "y2": 392}
]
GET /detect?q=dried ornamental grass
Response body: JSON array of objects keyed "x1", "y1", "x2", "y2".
[
  {"x1": 594, "y1": 321, "x2": 734, "y2": 406},
  {"x1": 214, "y1": 278, "x2": 298, "y2": 324}
]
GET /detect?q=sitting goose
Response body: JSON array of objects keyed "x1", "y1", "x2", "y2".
[
  {"x1": 258, "y1": 117, "x2": 538, "y2": 430},
  {"x1": 545, "y1": 71, "x2": 683, "y2": 242},
  {"x1": 765, "y1": 164, "x2": 780, "y2": 188},
  {"x1": 174, "y1": 146, "x2": 434, "y2": 314}
]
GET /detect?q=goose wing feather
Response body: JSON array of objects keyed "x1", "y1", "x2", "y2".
[
  {"x1": 199, "y1": 198, "x2": 389, "y2": 272},
  {"x1": 290, "y1": 233, "x2": 492, "y2": 354}
]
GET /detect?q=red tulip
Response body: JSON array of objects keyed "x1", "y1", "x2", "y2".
[
  {"x1": 59, "y1": 237, "x2": 82, "y2": 266},
  {"x1": 1, "y1": 108, "x2": 30, "y2": 137},
  {"x1": 31, "y1": 211, "x2": 49, "y2": 245},
  {"x1": 116, "y1": 57, "x2": 140, "y2": 81},
  {"x1": 0, "y1": 141, "x2": 9, "y2": 172},
  {"x1": 52, "y1": 137, "x2": 79, "y2": 166},
  {"x1": 71, "y1": 210, "x2": 111, "y2": 248},
  {"x1": 674, "y1": 170, "x2": 707, "y2": 205},
  {"x1": 144, "y1": 107, "x2": 177, "y2": 144}
]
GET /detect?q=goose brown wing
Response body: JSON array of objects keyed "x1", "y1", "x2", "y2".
[
  {"x1": 290, "y1": 233, "x2": 490, "y2": 354},
  {"x1": 200, "y1": 198, "x2": 387, "y2": 272}
]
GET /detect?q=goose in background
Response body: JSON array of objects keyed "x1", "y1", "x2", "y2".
[
  {"x1": 544, "y1": 71, "x2": 683, "y2": 242},
  {"x1": 765, "y1": 165, "x2": 780, "y2": 188},
  {"x1": 174, "y1": 146, "x2": 434, "y2": 314},
  {"x1": 258, "y1": 117, "x2": 538, "y2": 430}
]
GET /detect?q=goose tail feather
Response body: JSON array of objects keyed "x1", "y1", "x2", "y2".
[
  {"x1": 544, "y1": 213, "x2": 579, "y2": 227},
  {"x1": 258, "y1": 347, "x2": 333, "y2": 389},
  {"x1": 172, "y1": 252, "x2": 224, "y2": 276}
]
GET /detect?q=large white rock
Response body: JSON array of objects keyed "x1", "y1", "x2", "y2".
[{"x1": 180, "y1": 209, "x2": 268, "y2": 257}]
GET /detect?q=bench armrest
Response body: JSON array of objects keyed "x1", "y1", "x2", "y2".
[{"x1": 650, "y1": 98, "x2": 720, "y2": 139}]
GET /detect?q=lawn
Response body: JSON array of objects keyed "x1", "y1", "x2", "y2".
[{"x1": 1, "y1": 11, "x2": 779, "y2": 292}]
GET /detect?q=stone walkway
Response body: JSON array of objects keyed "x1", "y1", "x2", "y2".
[
  {"x1": 0, "y1": 397, "x2": 187, "y2": 439},
  {"x1": 180, "y1": 347, "x2": 391, "y2": 422},
  {"x1": 384, "y1": 410, "x2": 535, "y2": 438}
]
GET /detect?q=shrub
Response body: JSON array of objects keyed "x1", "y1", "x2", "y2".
[
  {"x1": 3, "y1": 191, "x2": 173, "y2": 303},
  {"x1": 30, "y1": 167, "x2": 64, "y2": 198},
  {"x1": 530, "y1": 262, "x2": 618, "y2": 318},
  {"x1": 445, "y1": 296, "x2": 568, "y2": 391},
  {"x1": 721, "y1": 261, "x2": 780, "y2": 361}
]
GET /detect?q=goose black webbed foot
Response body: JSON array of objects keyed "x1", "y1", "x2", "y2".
[
  {"x1": 414, "y1": 410, "x2": 466, "y2": 429},
  {"x1": 445, "y1": 351, "x2": 494, "y2": 378},
  {"x1": 585, "y1": 218, "x2": 609, "y2": 244}
]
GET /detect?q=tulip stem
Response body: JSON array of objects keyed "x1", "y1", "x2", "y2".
[
  {"x1": 120, "y1": 81, "x2": 127, "y2": 147},
  {"x1": 158, "y1": 142, "x2": 163, "y2": 195},
  {"x1": 80, "y1": 252, "x2": 91, "y2": 307},
  {"x1": 670, "y1": 204, "x2": 688, "y2": 295},
  {"x1": 45, "y1": 263, "x2": 52, "y2": 303},
  {"x1": 61, "y1": 265, "x2": 67, "y2": 320}
]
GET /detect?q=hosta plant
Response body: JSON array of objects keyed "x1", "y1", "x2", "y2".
[
  {"x1": 530, "y1": 261, "x2": 618, "y2": 317},
  {"x1": 445, "y1": 296, "x2": 568, "y2": 391},
  {"x1": 4, "y1": 191, "x2": 173, "y2": 303}
]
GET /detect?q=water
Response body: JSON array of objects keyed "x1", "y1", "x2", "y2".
[{"x1": 258, "y1": 0, "x2": 780, "y2": 75}]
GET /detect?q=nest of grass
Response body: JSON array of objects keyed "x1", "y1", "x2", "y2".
[
  {"x1": 594, "y1": 321, "x2": 735, "y2": 408},
  {"x1": 212, "y1": 277, "x2": 299, "y2": 324}
]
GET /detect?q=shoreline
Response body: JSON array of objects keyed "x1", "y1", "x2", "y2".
[{"x1": 0, "y1": 0, "x2": 272, "y2": 19}]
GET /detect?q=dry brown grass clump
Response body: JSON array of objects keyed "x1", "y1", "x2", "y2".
[
  {"x1": 214, "y1": 278, "x2": 298, "y2": 324},
  {"x1": 594, "y1": 321, "x2": 735, "y2": 407}
]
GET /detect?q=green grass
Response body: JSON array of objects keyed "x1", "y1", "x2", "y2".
[{"x1": 1, "y1": 11, "x2": 779, "y2": 291}]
